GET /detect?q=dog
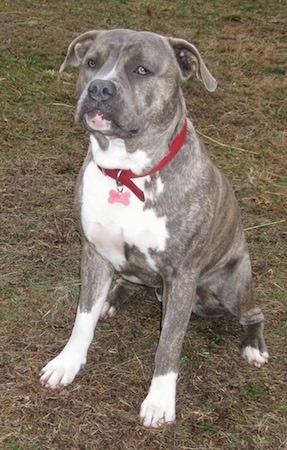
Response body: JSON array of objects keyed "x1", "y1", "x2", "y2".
[{"x1": 40, "y1": 29, "x2": 269, "y2": 428}]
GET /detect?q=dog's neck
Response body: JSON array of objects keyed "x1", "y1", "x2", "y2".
[
  {"x1": 90, "y1": 134, "x2": 152, "y2": 175},
  {"x1": 90, "y1": 120, "x2": 188, "y2": 202}
]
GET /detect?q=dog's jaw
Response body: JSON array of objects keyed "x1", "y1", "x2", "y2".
[{"x1": 76, "y1": 90, "x2": 143, "y2": 140}]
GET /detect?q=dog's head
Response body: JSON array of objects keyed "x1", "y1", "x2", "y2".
[{"x1": 60, "y1": 29, "x2": 217, "y2": 140}]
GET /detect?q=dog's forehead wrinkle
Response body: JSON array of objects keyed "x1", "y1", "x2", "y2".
[
  {"x1": 93, "y1": 30, "x2": 172, "y2": 69},
  {"x1": 86, "y1": 45, "x2": 118, "y2": 65},
  {"x1": 99, "y1": 28, "x2": 167, "y2": 46}
]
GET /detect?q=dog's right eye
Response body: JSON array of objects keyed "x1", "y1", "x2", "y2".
[{"x1": 87, "y1": 59, "x2": 97, "y2": 69}]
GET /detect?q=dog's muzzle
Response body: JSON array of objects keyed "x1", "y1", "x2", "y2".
[{"x1": 81, "y1": 78, "x2": 141, "y2": 136}]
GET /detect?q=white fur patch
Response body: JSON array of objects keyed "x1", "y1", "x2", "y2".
[
  {"x1": 242, "y1": 346, "x2": 269, "y2": 368},
  {"x1": 144, "y1": 175, "x2": 165, "y2": 202},
  {"x1": 140, "y1": 372, "x2": 178, "y2": 427},
  {"x1": 81, "y1": 157, "x2": 169, "y2": 272},
  {"x1": 100, "y1": 302, "x2": 116, "y2": 318},
  {"x1": 40, "y1": 280, "x2": 111, "y2": 388},
  {"x1": 90, "y1": 134, "x2": 151, "y2": 174}
]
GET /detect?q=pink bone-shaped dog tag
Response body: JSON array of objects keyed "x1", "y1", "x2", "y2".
[{"x1": 108, "y1": 189, "x2": 131, "y2": 206}]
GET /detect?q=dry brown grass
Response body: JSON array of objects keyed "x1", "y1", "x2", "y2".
[{"x1": 1, "y1": 1, "x2": 286, "y2": 449}]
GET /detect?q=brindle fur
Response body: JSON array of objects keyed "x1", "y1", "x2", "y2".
[{"x1": 41, "y1": 29, "x2": 268, "y2": 426}]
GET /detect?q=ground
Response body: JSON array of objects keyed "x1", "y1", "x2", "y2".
[{"x1": 0, "y1": 1, "x2": 286, "y2": 449}]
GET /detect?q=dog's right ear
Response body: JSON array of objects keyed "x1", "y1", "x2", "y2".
[{"x1": 59, "y1": 30, "x2": 100, "y2": 73}]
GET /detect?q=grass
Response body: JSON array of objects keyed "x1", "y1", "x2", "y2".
[{"x1": 1, "y1": 0, "x2": 287, "y2": 449}]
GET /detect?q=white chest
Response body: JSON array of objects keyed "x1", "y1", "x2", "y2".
[{"x1": 81, "y1": 160, "x2": 169, "y2": 272}]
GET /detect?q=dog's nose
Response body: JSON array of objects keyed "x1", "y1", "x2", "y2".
[{"x1": 88, "y1": 79, "x2": 116, "y2": 102}]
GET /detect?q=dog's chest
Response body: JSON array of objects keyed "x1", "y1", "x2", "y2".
[{"x1": 81, "y1": 160, "x2": 169, "y2": 272}]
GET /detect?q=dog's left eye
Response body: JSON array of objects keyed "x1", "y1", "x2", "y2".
[
  {"x1": 87, "y1": 59, "x2": 97, "y2": 69},
  {"x1": 135, "y1": 66, "x2": 150, "y2": 75}
]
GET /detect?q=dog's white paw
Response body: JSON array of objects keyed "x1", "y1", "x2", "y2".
[
  {"x1": 140, "y1": 372, "x2": 177, "y2": 428},
  {"x1": 242, "y1": 346, "x2": 269, "y2": 368},
  {"x1": 100, "y1": 301, "x2": 116, "y2": 319},
  {"x1": 140, "y1": 397, "x2": 176, "y2": 428},
  {"x1": 39, "y1": 351, "x2": 86, "y2": 389}
]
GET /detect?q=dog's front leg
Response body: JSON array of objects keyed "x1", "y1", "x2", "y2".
[
  {"x1": 140, "y1": 275, "x2": 196, "y2": 427},
  {"x1": 40, "y1": 241, "x2": 113, "y2": 389}
]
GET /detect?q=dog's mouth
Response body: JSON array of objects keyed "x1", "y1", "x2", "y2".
[
  {"x1": 85, "y1": 111, "x2": 111, "y2": 132},
  {"x1": 83, "y1": 110, "x2": 141, "y2": 138}
]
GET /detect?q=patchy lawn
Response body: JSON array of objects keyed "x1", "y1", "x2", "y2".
[{"x1": 0, "y1": 1, "x2": 286, "y2": 449}]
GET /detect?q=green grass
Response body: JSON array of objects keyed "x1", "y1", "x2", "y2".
[{"x1": 243, "y1": 382, "x2": 262, "y2": 399}]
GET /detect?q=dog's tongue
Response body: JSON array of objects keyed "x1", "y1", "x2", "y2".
[{"x1": 89, "y1": 113, "x2": 107, "y2": 130}]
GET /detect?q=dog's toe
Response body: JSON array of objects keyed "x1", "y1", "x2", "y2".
[
  {"x1": 40, "y1": 365, "x2": 67, "y2": 389},
  {"x1": 242, "y1": 346, "x2": 269, "y2": 368},
  {"x1": 100, "y1": 301, "x2": 117, "y2": 319},
  {"x1": 140, "y1": 373, "x2": 177, "y2": 427},
  {"x1": 140, "y1": 399, "x2": 175, "y2": 428},
  {"x1": 40, "y1": 365, "x2": 72, "y2": 389},
  {"x1": 40, "y1": 353, "x2": 85, "y2": 388}
]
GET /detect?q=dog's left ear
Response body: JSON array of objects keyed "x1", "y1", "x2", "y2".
[{"x1": 168, "y1": 38, "x2": 217, "y2": 92}]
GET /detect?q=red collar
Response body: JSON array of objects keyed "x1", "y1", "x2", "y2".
[{"x1": 98, "y1": 120, "x2": 187, "y2": 202}]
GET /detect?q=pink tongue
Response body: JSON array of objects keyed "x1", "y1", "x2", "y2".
[{"x1": 90, "y1": 113, "x2": 107, "y2": 128}]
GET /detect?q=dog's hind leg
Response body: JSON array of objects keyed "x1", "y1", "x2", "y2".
[
  {"x1": 196, "y1": 252, "x2": 269, "y2": 368},
  {"x1": 240, "y1": 311, "x2": 268, "y2": 368},
  {"x1": 40, "y1": 241, "x2": 114, "y2": 389},
  {"x1": 193, "y1": 285, "x2": 226, "y2": 318},
  {"x1": 101, "y1": 278, "x2": 141, "y2": 318}
]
